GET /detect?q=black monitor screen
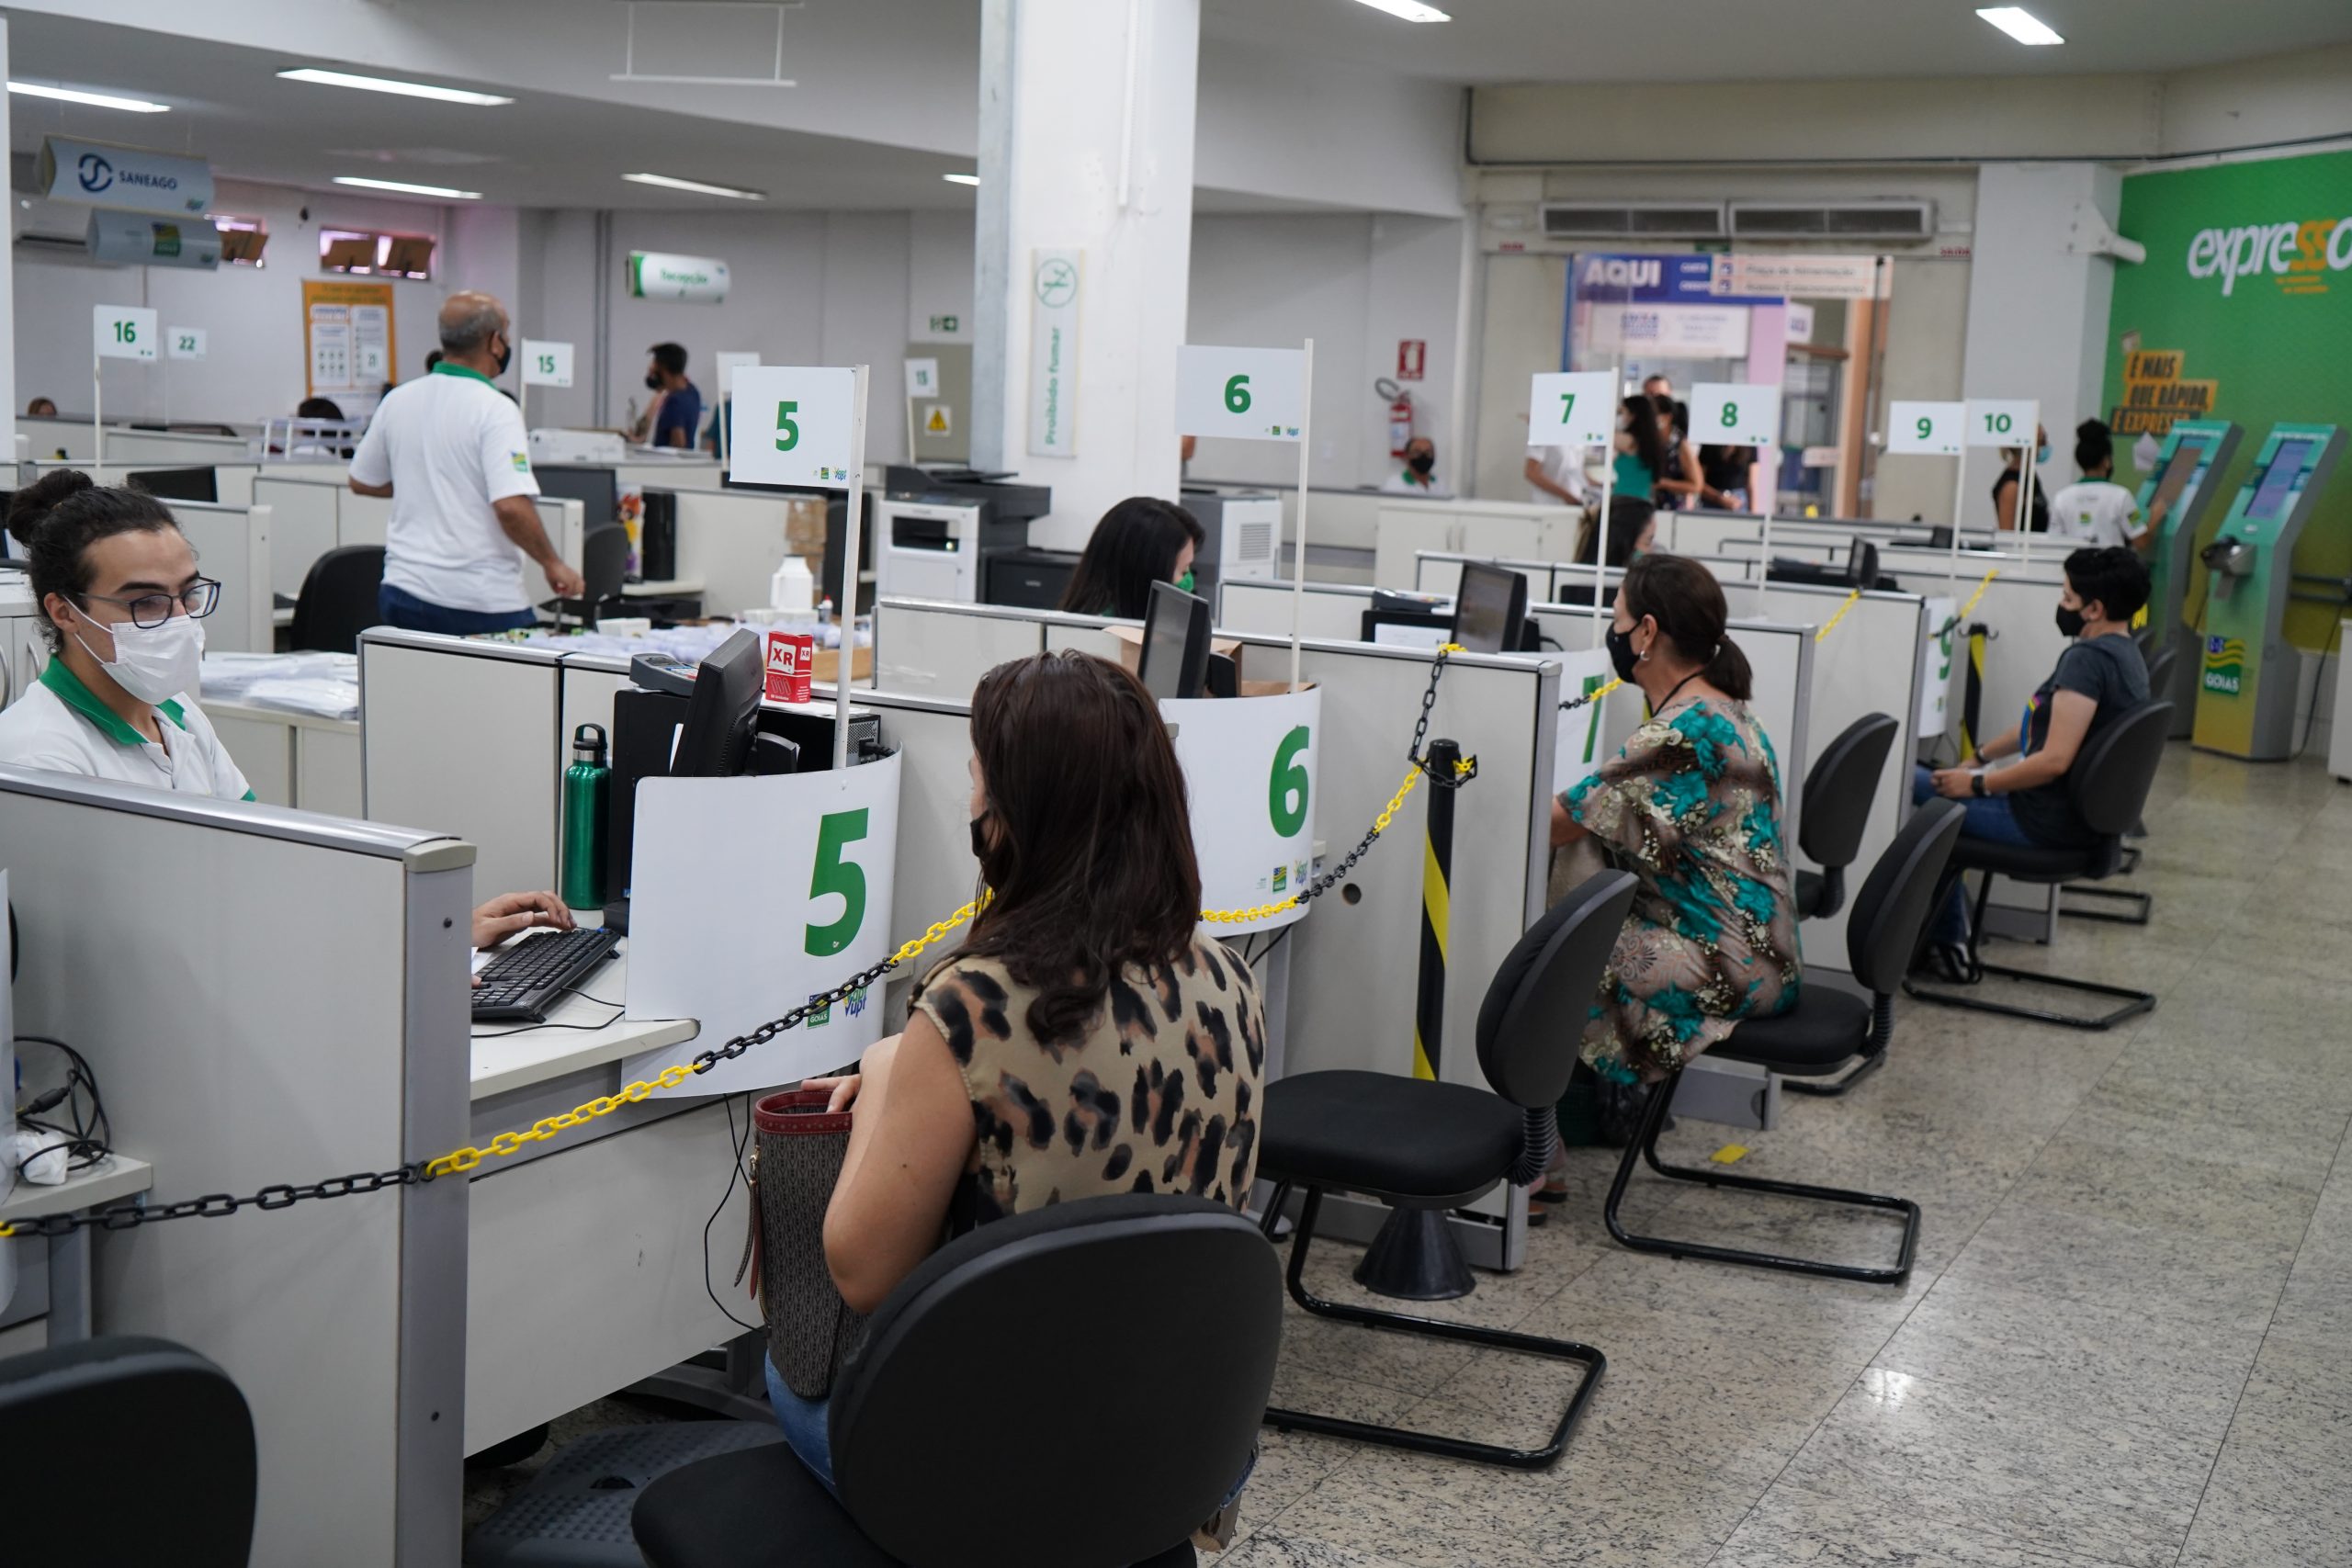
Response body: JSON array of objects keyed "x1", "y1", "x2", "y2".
[
  {"x1": 534, "y1": 465, "x2": 619, "y2": 532},
  {"x1": 2246, "y1": 440, "x2": 2314, "y2": 522},
  {"x1": 673, "y1": 629, "x2": 766, "y2": 777},
  {"x1": 1450, "y1": 562, "x2": 1528, "y2": 654},
  {"x1": 1138, "y1": 581, "x2": 1209, "y2": 699},
  {"x1": 127, "y1": 467, "x2": 218, "y2": 504},
  {"x1": 2148, "y1": 440, "x2": 2205, "y2": 525}
]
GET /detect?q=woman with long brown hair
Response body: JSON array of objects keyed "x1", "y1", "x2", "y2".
[{"x1": 775, "y1": 649, "x2": 1266, "y2": 1499}]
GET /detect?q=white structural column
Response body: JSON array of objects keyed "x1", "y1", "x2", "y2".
[
  {"x1": 0, "y1": 17, "x2": 16, "y2": 460},
  {"x1": 972, "y1": 0, "x2": 1201, "y2": 548}
]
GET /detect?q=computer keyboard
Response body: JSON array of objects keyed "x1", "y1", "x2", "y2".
[{"x1": 471, "y1": 928, "x2": 621, "y2": 1024}]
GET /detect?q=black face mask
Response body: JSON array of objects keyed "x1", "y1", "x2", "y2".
[
  {"x1": 1606, "y1": 624, "x2": 1641, "y2": 682},
  {"x1": 491, "y1": 337, "x2": 512, "y2": 377},
  {"x1": 1408, "y1": 452, "x2": 1435, "y2": 476},
  {"x1": 968, "y1": 813, "x2": 990, "y2": 860},
  {"x1": 645, "y1": 372, "x2": 664, "y2": 390},
  {"x1": 2055, "y1": 604, "x2": 2087, "y2": 639}
]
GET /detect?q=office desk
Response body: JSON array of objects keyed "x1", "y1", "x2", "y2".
[
  {"x1": 208, "y1": 700, "x2": 363, "y2": 817},
  {"x1": 0, "y1": 1154, "x2": 155, "y2": 1347},
  {"x1": 463, "y1": 949, "x2": 758, "y2": 1451},
  {"x1": 622, "y1": 576, "x2": 706, "y2": 600}
]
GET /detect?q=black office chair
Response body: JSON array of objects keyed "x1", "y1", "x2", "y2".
[
  {"x1": 1254, "y1": 869, "x2": 1639, "y2": 1469},
  {"x1": 1604, "y1": 799, "x2": 1962, "y2": 1284},
  {"x1": 632, "y1": 1194, "x2": 1282, "y2": 1568},
  {"x1": 552, "y1": 523, "x2": 630, "y2": 627},
  {"x1": 0, "y1": 1335, "x2": 256, "y2": 1566},
  {"x1": 1792, "y1": 712, "x2": 1901, "y2": 923},
  {"x1": 2064, "y1": 642, "x2": 2174, "y2": 913},
  {"x1": 288, "y1": 543, "x2": 386, "y2": 654},
  {"x1": 1906, "y1": 700, "x2": 2173, "y2": 1029}
]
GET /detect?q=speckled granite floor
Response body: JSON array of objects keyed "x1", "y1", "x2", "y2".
[{"x1": 470, "y1": 743, "x2": 2352, "y2": 1567}]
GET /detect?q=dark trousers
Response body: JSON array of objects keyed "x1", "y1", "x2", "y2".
[{"x1": 378, "y1": 583, "x2": 538, "y2": 637}]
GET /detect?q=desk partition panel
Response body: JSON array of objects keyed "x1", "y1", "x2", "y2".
[
  {"x1": 172, "y1": 500, "x2": 274, "y2": 653},
  {"x1": 253, "y1": 476, "x2": 344, "y2": 603},
  {"x1": 664, "y1": 489, "x2": 797, "y2": 616},
  {"x1": 0, "y1": 766, "x2": 472, "y2": 1566},
  {"x1": 1218, "y1": 580, "x2": 1373, "y2": 642}
]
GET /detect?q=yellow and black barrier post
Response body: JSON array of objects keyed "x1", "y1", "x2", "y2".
[{"x1": 1412, "y1": 738, "x2": 1462, "y2": 1082}]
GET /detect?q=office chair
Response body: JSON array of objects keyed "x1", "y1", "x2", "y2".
[
  {"x1": 1605, "y1": 800, "x2": 1963, "y2": 1284},
  {"x1": 0, "y1": 1335, "x2": 256, "y2": 1566},
  {"x1": 553, "y1": 524, "x2": 630, "y2": 627},
  {"x1": 2064, "y1": 642, "x2": 2175, "y2": 912},
  {"x1": 1905, "y1": 701, "x2": 2173, "y2": 1029},
  {"x1": 1252, "y1": 869, "x2": 1639, "y2": 1469},
  {"x1": 1786, "y1": 712, "x2": 1904, "y2": 1097},
  {"x1": 288, "y1": 544, "x2": 386, "y2": 654},
  {"x1": 632, "y1": 1194, "x2": 1281, "y2": 1568}
]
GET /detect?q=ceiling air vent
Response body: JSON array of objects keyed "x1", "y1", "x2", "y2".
[
  {"x1": 1541, "y1": 202, "x2": 1727, "y2": 241},
  {"x1": 1728, "y1": 201, "x2": 1936, "y2": 243}
]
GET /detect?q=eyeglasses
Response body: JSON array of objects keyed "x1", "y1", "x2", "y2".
[{"x1": 79, "y1": 579, "x2": 222, "y2": 628}]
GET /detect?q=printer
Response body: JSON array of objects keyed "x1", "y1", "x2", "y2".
[
  {"x1": 873, "y1": 466, "x2": 1051, "y2": 604},
  {"x1": 1180, "y1": 486, "x2": 1283, "y2": 596}
]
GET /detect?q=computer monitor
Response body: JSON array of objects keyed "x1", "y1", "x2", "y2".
[
  {"x1": 1450, "y1": 562, "x2": 1529, "y2": 654},
  {"x1": 672, "y1": 628, "x2": 766, "y2": 777},
  {"x1": 126, "y1": 467, "x2": 218, "y2": 504},
  {"x1": 533, "y1": 465, "x2": 619, "y2": 533},
  {"x1": 1137, "y1": 581, "x2": 1212, "y2": 699},
  {"x1": 2246, "y1": 439, "x2": 2315, "y2": 521}
]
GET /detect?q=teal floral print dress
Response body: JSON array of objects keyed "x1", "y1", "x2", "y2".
[{"x1": 1556, "y1": 697, "x2": 1802, "y2": 1084}]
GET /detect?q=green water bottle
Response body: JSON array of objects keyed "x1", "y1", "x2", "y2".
[{"x1": 560, "y1": 723, "x2": 610, "y2": 910}]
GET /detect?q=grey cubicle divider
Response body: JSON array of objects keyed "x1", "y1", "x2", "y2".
[
  {"x1": 1218, "y1": 579, "x2": 1373, "y2": 642},
  {"x1": 170, "y1": 499, "x2": 274, "y2": 653},
  {"x1": 360, "y1": 630, "x2": 566, "y2": 900},
  {"x1": 662, "y1": 487, "x2": 802, "y2": 616},
  {"x1": 254, "y1": 474, "x2": 345, "y2": 602},
  {"x1": 0, "y1": 765, "x2": 473, "y2": 1564},
  {"x1": 873, "y1": 596, "x2": 1057, "y2": 698},
  {"x1": 1372, "y1": 496, "x2": 1587, "y2": 591}
]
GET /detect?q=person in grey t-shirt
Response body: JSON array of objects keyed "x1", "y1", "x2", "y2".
[{"x1": 1911, "y1": 547, "x2": 2152, "y2": 964}]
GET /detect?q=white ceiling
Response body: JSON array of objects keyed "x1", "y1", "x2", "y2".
[{"x1": 1203, "y1": 0, "x2": 2352, "y2": 85}]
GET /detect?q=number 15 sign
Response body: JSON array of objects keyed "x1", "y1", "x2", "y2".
[{"x1": 728, "y1": 366, "x2": 861, "y2": 486}]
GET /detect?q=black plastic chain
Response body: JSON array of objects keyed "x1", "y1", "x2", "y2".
[{"x1": 10, "y1": 647, "x2": 1476, "y2": 1240}]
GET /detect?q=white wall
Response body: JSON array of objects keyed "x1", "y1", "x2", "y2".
[
  {"x1": 1186, "y1": 212, "x2": 1466, "y2": 492},
  {"x1": 14, "y1": 177, "x2": 452, "y2": 426}
]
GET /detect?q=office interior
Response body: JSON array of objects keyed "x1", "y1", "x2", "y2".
[{"x1": 5, "y1": 2, "x2": 2352, "y2": 1564}]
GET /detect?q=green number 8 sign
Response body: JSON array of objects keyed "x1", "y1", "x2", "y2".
[
  {"x1": 1718, "y1": 401, "x2": 1738, "y2": 429},
  {"x1": 1268, "y1": 725, "x2": 1310, "y2": 837}
]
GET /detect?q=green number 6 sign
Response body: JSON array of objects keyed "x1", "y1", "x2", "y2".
[{"x1": 1268, "y1": 726, "x2": 1310, "y2": 837}]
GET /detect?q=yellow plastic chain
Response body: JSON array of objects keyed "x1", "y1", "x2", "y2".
[
  {"x1": 1197, "y1": 761, "x2": 1432, "y2": 927},
  {"x1": 1814, "y1": 588, "x2": 1863, "y2": 642},
  {"x1": 1958, "y1": 566, "x2": 2000, "y2": 619}
]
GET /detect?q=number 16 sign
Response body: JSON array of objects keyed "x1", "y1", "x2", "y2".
[{"x1": 728, "y1": 366, "x2": 860, "y2": 486}]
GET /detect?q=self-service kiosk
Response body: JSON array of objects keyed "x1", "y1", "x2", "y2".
[
  {"x1": 2134, "y1": 420, "x2": 2242, "y2": 736},
  {"x1": 2191, "y1": 423, "x2": 2346, "y2": 760}
]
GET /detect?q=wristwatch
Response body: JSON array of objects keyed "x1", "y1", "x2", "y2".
[{"x1": 1972, "y1": 773, "x2": 1989, "y2": 798}]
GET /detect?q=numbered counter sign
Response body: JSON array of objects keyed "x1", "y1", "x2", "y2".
[
  {"x1": 167, "y1": 327, "x2": 207, "y2": 362},
  {"x1": 95, "y1": 305, "x2": 159, "y2": 363},
  {"x1": 1965, "y1": 399, "x2": 2039, "y2": 448},
  {"x1": 1164, "y1": 685, "x2": 1320, "y2": 934},
  {"x1": 729, "y1": 366, "x2": 859, "y2": 486},
  {"x1": 1887, "y1": 400, "x2": 1964, "y2": 457},
  {"x1": 523, "y1": 340, "x2": 574, "y2": 389},
  {"x1": 1178, "y1": 345, "x2": 1305, "y2": 442},
  {"x1": 1526, "y1": 371, "x2": 1617, "y2": 449},
  {"x1": 1691, "y1": 383, "x2": 1781, "y2": 448},
  {"x1": 904, "y1": 357, "x2": 939, "y2": 398}
]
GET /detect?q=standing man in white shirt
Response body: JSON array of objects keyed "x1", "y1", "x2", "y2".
[{"x1": 349, "y1": 291, "x2": 584, "y2": 635}]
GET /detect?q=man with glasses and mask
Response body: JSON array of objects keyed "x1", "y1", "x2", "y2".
[
  {"x1": 349, "y1": 289, "x2": 585, "y2": 635},
  {"x1": 0, "y1": 469, "x2": 576, "y2": 947}
]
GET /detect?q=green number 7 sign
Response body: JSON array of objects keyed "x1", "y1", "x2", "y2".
[{"x1": 1527, "y1": 371, "x2": 1613, "y2": 447}]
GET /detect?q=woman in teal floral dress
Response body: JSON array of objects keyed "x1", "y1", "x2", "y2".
[{"x1": 1549, "y1": 554, "x2": 1802, "y2": 1084}]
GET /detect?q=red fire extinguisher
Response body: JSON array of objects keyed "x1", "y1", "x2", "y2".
[{"x1": 1378, "y1": 377, "x2": 1414, "y2": 459}]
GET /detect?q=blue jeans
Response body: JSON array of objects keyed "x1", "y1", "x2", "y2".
[
  {"x1": 377, "y1": 582, "x2": 538, "y2": 637},
  {"x1": 1912, "y1": 763, "x2": 2038, "y2": 945},
  {"x1": 763, "y1": 1351, "x2": 1258, "y2": 1511}
]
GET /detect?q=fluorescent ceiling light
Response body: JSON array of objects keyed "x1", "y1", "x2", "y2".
[
  {"x1": 1974, "y1": 7, "x2": 2064, "y2": 45},
  {"x1": 334, "y1": 175, "x2": 482, "y2": 199},
  {"x1": 943, "y1": 173, "x2": 981, "y2": 186},
  {"x1": 1349, "y1": 0, "x2": 1451, "y2": 20},
  {"x1": 8, "y1": 81, "x2": 171, "y2": 113},
  {"x1": 278, "y1": 68, "x2": 513, "y2": 106},
  {"x1": 622, "y1": 172, "x2": 766, "y2": 201}
]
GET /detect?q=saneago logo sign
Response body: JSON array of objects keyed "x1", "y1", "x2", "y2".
[
  {"x1": 77, "y1": 152, "x2": 112, "y2": 193},
  {"x1": 2202, "y1": 635, "x2": 2245, "y2": 694},
  {"x1": 2185, "y1": 215, "x2": 2352, "y2": 298}
]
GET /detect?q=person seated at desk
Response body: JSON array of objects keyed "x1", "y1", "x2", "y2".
[
  {"x1": 26, "y1": 396, "x2": 57, "y2": 418},
  {"x1": 1059, "y1": 495, "x2": 1204, "y2": 617},
  {"x1": 0, "y1": 469, "x2": 574, "y2": 952},
  {"x1": 2049, "y1": 419, "x2": 2150, "y2": 553},
  {"x1": 1547, "y1": 554, "x2": 1802, "y2": 1091},
  {"x1": 1575, "y1": 495, "x2": 1658, "y2": 569},
  {"x1": 781, "y1": 649, "x2": 1266, "y2": 1500},
  {"x1": 1379, "y1": 434, "x2": 1444, "y2": 495},
  {"x1": 1914, "y1": 546, "x2": 2150, "y2": 976}
]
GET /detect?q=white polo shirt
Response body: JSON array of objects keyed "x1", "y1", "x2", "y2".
[
  {"x1": 0, "y1": 659, "x2": 253, "y2": 802},
  {"x1": 2049, "y1": 479, "x2": 2147, "y2": 549},
  {"x1": 1528, "y1": 446, "x2": 1588, "y2": 506},
  {"x1": 349, "y1": 362, "x2": 541, "y2": 614}
]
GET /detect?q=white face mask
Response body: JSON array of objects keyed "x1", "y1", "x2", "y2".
[{"x1": 72, "y1": 603, "x2": 205, "y2": 706}]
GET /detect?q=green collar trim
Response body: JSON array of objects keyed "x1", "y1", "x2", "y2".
[
  {"x1": 432, "y1": 361, "x2": 496, "y2": 386},
  {"x1": 40, "y1": 658, "x2": 186, "y2": 746}
]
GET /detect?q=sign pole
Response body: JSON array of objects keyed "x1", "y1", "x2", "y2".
[
  {"x1": 1289, "y1": 337, "x2": 1315, "y2": 695},
  {"x1": 836, "y1": 364, "x2": 870, "y2": 770},
  {"x1": 904, "y1": 394, "x2": 917, "y2": 468},
  {"x1": 1590, "y1": 364, "x2": 1620, "y2": 648},
  {"x1": 2017, "y1": 399, "x2": 2041, "y2": 570},
  {"x1": 92, "y1": 356, "x2": 103, "y2": 484},
  {"x1": 1947, "y1": 433, "x2": 1970, "y2": 591}
]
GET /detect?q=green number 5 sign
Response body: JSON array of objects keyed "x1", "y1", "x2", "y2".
[{"x1": 805, "y1": 808, "x2": 869, "y2": 957}]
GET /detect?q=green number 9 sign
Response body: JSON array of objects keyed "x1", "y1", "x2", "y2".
[
  {"x1": 1916, "y1": 414, "x2": 1933, "y2": 441},
  {"x1": 1268, "y1": 725, "x2": 1310, "y2": 837}
]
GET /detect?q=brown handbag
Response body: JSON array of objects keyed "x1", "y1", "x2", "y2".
[{"x1": 748, "y1": 1087, "x2": 870, "y2": 1400}]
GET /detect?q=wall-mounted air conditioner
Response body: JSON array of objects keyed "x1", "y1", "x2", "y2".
[
  {"x1": 1541, "y1": 202, "x2": 1728, "y2": 241},
  {"x1": 1727, "y1": 201, "x2": 1937, "y2": 243}
]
